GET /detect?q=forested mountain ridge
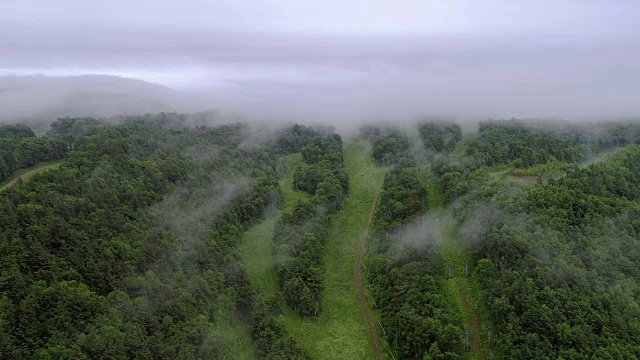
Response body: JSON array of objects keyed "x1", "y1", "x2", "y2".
[
  {"x1": 0, "y1": 115, "x2": 311, "y2": 359},
  {"x1": 2, "y1": 116, "x2": 640, "y2": 359},
  {"x1": 358, "y1": 120, "x2": 640, "y2": 359}
]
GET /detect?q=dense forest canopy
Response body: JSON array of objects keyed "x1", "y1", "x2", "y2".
[
  {"x1": 2, "y1": 115, "x2": 640, "y2": 359},
  {"x1": 466, "y1": 119, "x2": 640, "y2": 168},
  {"x1": 0, "y1": 124, "x2": 36, "y2": 139},
  {"x1": 0, "y1": 115, "x2": 320, "y2": 359},
  {"x1": 359, "y1": 119, "x2": 640, "y2": 359},
  {"x1": 440, "y1": 120, "x2": 640, "y2": 359},
  {"x1": 418, "y1": 122, "x2": 462, "y2": 154},
  {"x1": 368, "y1": 130, "x2": 412, "y2": 166},
  {"x1": 453, "y1": 145, "x2": 640, "y2": 359}
]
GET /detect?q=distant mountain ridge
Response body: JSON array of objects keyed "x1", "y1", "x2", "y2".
[{"x1": 0, "y1": 74, "x2": 181, "y2": 124}]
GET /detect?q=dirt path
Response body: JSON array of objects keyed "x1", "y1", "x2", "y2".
[
  {"x1": 458, "y1": 282, "x2": 481, "y2": 354},
  {"x1": 1, "y1": 162, "x2": 62, "y2": 191},
  {"x1": 354, "y1": 192, "x2": 384, "y2": 360}
]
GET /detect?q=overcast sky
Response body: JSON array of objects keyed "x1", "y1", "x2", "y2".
[{"x1": 1, "y1": 0, "x2": 640, "y2": 123}]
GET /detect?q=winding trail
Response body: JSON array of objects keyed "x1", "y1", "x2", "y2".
[
  {"x1": 354, "y1": 192, "x2": 383, "y2": 360},
  {"x1": 1, "y1": 161, "x2": 62, "y2": 191}
]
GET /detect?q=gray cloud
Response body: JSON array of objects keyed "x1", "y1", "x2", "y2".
[{"x1": 1, "y1": 1, "x2": 640, "y2": 128}]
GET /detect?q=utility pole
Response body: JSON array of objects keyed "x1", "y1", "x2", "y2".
[
  {"x1": 450, "y1": 215, "x2": 452, "y2": 230},
  {"x1": 481, "y1": 324, "x2": 493, "y2": 348},
  {"x1": 464, "y1": 331, "x2": 471, "y2": 352},
  {"x1": 465, "y1": 260, "x2": 469, "y2": 277},
  {"x1": 448, "y1": 263, "x2": 454, "y2": 280}
]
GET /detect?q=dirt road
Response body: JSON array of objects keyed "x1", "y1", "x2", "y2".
[{"x1": 354, "y1": 193, "x2": 384, "y2": 360}]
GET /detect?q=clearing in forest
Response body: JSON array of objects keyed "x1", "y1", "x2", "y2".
[
  {"x1": 354, "y1": 192, "x2": 383, "y2": 360},
  {"x1": 581, "y1": 146, "x2": 624, "y2": 168},
  {"x1": 414, "y1": 138, "x2": 495, "y2": 359},
  {"x1": 281, "y1": 139, "x2": 387, "y2": 359},
  {"x1": 239, "y1": 153, "x2": 311, "y2": 296},
  {"x1": 239, "y1": 215, "x2": 280, "y2": 296},
  {"x1": 236, "y1": 154, "x2": 313, "y2": 359},
  {"x1": 437, "y1": 207, "x2": 497, "y2": 360}
]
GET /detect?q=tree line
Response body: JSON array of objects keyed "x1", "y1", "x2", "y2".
[
  {"x1": 361, "y1": 124, "x2": 466, "y2": 359},
  {"x1": 368, "y1": 166, "x2": 465, "y2": 360},
  {"x1": 361, "y1": 126, "x2": 411, "y2": 166},
  {"x1": 273, "y1": 126, "x2": 349, "y2": 317}
]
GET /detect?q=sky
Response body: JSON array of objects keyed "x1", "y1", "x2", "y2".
[{"x1": 1, "y1": 0, "x2": 640, "y2": 124}]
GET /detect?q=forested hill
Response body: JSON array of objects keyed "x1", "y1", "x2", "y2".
[
  {"x1": 455, "y1": 145, "x2": 640, "y2": 358},
  {"x1": 442, "y1": 121, "x2": 640, "y2": 359},
  {"x1": 0, "y1": 115, "x2": 311, "y2": 358},
  {"x1": 3, "y1": 115, "x2": 640, "y2": 359},
  {"x1": 359, "y1": 119, "x2": 640, "y2": 359}
]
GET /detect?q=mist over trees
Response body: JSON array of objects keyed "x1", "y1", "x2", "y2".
[
  {"x1": 2, "y1": 113, "x2": 640, "y2": 359},
  {"x1": 0, "y1": 115, "x2": 314, "y2": 358},
  {"x1": 418, "y1": 122, "x2": 462, "y2": 154},
  {"x1": 273, "y1": 125, "x2": 349, "y2": 316},
  {"x1": 362, "y1": 126, "x2": 464, "y2": 359},
  {"x1": 3, "y1": 1, "x2": 640, "y2": 358},
  {"x1": 439, "y1": 121, "x2": 640, "y2": 358}
]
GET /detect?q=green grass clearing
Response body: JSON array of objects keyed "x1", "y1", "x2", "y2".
[
  {"x1": 239, "y1": 153, "x2": 311, "y2": 301},
  {"x1": 280, "y1": 138, "x2": 388, "y2": 359},
  {"x1": 279, "y1": 153, "x2": 312, "y2": 212},
  {"x1": 239, "y1": 141, "x2": 388, "y2": 359},
  {"x1": 236, "y1": 154, "x2": 314, "y2": 358},
  {"x1": 239, "y1": 215, "x2": 280, "y2": 297}
]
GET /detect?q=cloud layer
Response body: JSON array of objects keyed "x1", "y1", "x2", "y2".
[{"x1": 1, "y1": 1, "x2": 640, "y2": 125}]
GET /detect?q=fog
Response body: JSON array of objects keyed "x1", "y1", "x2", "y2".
[
  {"x1": 2, "y1": 1, "x2": 640, "y2": 130},
  {"x1": 386, "y1": 214, "x2": 448, "y2": 259}
]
